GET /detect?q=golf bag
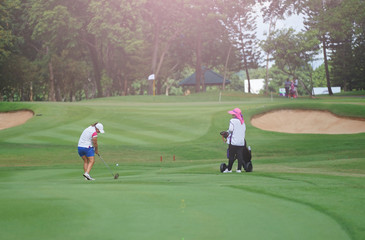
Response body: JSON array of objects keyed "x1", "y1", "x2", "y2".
[{"x1": 242, "y1": 143, "x2": 253, "y2": 172}]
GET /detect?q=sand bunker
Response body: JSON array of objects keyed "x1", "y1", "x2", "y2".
[
  {"x1": 0, "y1": 110, "x2": 34, "y2": 130},
  {"x1": 251, "y1": 109, "x2": 365, "y2": 134}
]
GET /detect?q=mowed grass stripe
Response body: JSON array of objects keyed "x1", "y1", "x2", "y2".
[
  {"x1": 5, "y1": 129, "x2": 81, "y2": 145},
  {"x1": 85, "y1": 106, "x2": 220, "y2": 145},
  {"x1": 103, "y1": 119, "x2": 207, "y2": 144},
  {"x1": 4, "y1": 109, "x2": 215, "y2": 145}
]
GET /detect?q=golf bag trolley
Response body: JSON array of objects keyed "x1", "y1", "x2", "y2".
[{"x1": 219, "y1": 131, "x2": 253, "y2": 173}]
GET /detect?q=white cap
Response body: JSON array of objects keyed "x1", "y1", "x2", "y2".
[{"x1": 95, "y1": 123, "x2": 105, "y2": 133}]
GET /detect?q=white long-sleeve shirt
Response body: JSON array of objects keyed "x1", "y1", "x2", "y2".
[{"x1": 227, "y1": 118, "x2": 246, "y2": 146}]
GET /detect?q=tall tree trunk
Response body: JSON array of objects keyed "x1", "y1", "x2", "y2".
[
  {"x1": 153, "y1": 30, "x2": 179, "y2": 95},
  {"x1": 30, "y1": 82, "x2": 33, "y2": 101},
  {"x1": 155, "y1": 46, "x2": 169, "y2": 95},
  {"x1": 123, "y1": 78, "x2": 128, "y2": 96},
  {"x1": 55, "y1": 80, "x2": 61, "y2": 101},
  {"x1": 118, "y1": 75, "x2": 123, "y2": 96},
  {"x1": 48, "y1": 57, "x2": 56, "y2": 101},
  {"x1": 323, "y1": 37, "x2": 333, "y2": 95},
  {"x1": 222, "y1": 45, "x2": 232, "y2": 91},
  {"x1": 265, "y1": 17, "x2": 276, "y2": 95},
  {"x1": 239, "y1": 32, "x2": 251, "y2": 93},
  {"x1": 87, "y1": 37, "x2": 103, "y2": 98},
  {"x1": 202, "y1": 68, "x2": 206, "y2": 92},
  {"x1": 242, "y1": 48, "x2": 251, "y2": 93},
  {"x1": 299, "y1": 79, "x2": 313, "y2": 96},
  {"x1": 321, "y1": 0, "x2": 333, "y2": 96},
  {"x1": 195, "y1": 31, "x2": 202, "y2": 93},
  {"x1": 151, "y1": 25, "x2": 159, "y2": 73},
  {"x1": 150, "y1": 23, "x2": 160, "y2": 96}
]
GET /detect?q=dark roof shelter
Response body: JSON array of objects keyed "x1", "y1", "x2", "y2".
[{"x1": 179, "y1": 68, "x2": 231, "y2": 87}]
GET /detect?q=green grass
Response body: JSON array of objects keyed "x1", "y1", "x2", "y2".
[
  {"x1": 0, "y1": 93, "x2": 365, "y2": 240},
  {"x1": 334, "y1": 90, "x2": 365, "y2": 96}
]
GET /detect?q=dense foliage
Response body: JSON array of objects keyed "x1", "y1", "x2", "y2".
[{"x1": 0, "y1": 0, "x2": 364, "y2": 101}]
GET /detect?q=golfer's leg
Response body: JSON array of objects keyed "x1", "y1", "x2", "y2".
[
  {"x1": 227, "y1": 147, "x2": 236, "y2": 171},
  {"x1": 236, "y1": 146, "x2": 244, "y2": 170},
  {"x1": 81, "y1": 155, "x2": 88, "y2": 172},
  {"x1": 86, "y1": 156, "x2": 95, "y2": 174}
]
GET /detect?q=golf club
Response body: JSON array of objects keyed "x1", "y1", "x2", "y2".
[{"x1": 97, "y1": 154, "x2": 119, "y2": 179}]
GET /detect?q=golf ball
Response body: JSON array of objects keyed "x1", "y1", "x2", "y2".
[{"x1": 116, "y1": 163, "x2": 119, "y2": 166}]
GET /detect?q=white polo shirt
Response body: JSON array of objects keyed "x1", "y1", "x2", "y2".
[
  {"x1": 78, "y1": 126, "x2": 98, "y2": 148},
  {"x1": 227, "y1": 118, "x2": 246, "y2": 146}
]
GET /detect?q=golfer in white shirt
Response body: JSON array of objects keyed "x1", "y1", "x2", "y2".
[
  {"x1": 224, "y1": 108, "x2": 246, "y2": 173},
  {"x1": 78, "y1": 122, "x2": 105, "y2": 180}
]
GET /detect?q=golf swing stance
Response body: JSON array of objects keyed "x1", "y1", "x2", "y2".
[{"x1": 78, "y1": 122, "x2": 105, "y2": 180}]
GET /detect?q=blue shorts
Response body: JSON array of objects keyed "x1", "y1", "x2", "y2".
[{"x1": 78, "y1": 147, "x2": 95, "y2": 157}]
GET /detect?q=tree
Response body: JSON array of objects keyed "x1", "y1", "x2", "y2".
[
  {"x1": 303, "y1": 0, "x2": 337, "y2": 95},
  {"x1": 323, "y1": 0, "x2": 365, "y2": 91},
  {"x1": 263, "y1": 16, "x2": 277, "y2": 95},
  {"x1": 261, "y1": 28, "x2": 320, "y2": 95},
  {"x1": 0, "y1": 0, "x2": 21, "y2": 64},
  {"x1": 87, "y1": 0, "x2": 146, "y2": 97},
  {"x1": 262, "y1": 28, "x2": 320, "y2": 74},
  {"x1": 141, "y1": 0, "x2": 191, "y2": 95},
  {"x1": 27, "y1": 0, "x2": 84, "y2": 101},
  {"x1": 222, "y1": 0, "x2": 260, "y2": 93},
  {"x1": 0, "y1": 0, "x2": 21, "y2": 100},
  {"x1": 257, "y1": 0, "x2": 308, "y2": 94},
  {"x1": 312, "y1": 64, "x2": 328, "y2": 87},
  {"x1": 257, "y1": 0, "x2": 305, "y2": 19},
  {"x1": 301, "y1": 0, "x2": 365, "y2": 92},
  {"x1": 176, "y1": 0, "x2": 243, "y2": 93}
]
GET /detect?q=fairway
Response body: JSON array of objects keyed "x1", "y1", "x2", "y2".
[{"x1": 0, "y1": 93, "x2": 364, "y2": 240}]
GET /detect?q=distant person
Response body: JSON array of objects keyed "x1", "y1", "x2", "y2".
[
  {"x1": 78, "y1": 122, "x2": 105, "y2": 180},
  {"x1": 223, "y1": 108, "x2": 246, "y2": 173},
  {"x1": 294, "y1": 77, "x2": 299, "y2": 97},
  {"x1": 290, "y1": 80, "x2": 297, "y2": 99},
  {"x1": 284, "y1": 78, "x2": 291, "y2": 97}
]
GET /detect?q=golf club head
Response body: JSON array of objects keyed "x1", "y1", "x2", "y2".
[{"x1": 114, "y1": 173, "x2": 119, "y2": 179}]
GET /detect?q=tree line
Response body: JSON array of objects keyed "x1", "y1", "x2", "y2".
[{"x1": 0, "y1": 0, "x2": 364, "y2": 101}]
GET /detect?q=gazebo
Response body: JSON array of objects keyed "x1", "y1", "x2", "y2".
[{"x1": 179, "y1": 68, "x2": 230, "y2": 91}]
